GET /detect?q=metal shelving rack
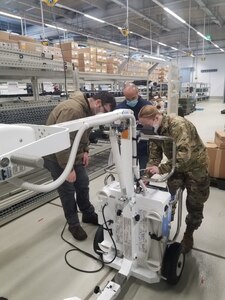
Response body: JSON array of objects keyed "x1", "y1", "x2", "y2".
[{"x1": 0, "y1": 46, "x2": 159, "y2": 226}]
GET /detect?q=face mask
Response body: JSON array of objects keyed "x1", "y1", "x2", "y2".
[
  {"x1": 153, "y1": 124, "x2": 159, "y2": 133},
  {"x1": 153, "y1": 118, "x2": 160, "y2": 133},
  {"x1": 126, "y1": 99, "x2": 138, "y2": 107}
]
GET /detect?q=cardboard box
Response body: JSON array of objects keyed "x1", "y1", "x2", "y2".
[
  {"x1": 206, "y1": 142, "x2": 225, "y2": 179},
  {"x1": 0, "y1": 31, "x2": 10, "y2": 41},
  {"x1": 9, "y1": 33, "x2": 37, "y2": 43},
  {"x1": 59, "y1": 41, "x2": 78, "y2": 51},
  {"x1": 19, "y1": 41, "x2": 43, "y2": 53},
  {"x1": 78, "y1": 47, "x2": 96, "y2": 55},
  {"x1": 214, "y1": 131, "x2": 225, "y2": 148}
]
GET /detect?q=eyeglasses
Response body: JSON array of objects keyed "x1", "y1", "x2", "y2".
[{"x1": 101, "y1": 105, "x2": 110, "y2": 113}]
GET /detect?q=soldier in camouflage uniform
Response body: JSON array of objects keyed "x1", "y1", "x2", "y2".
[{"x1": 138, "y1": 106, "x2": 210, "y2": 253}]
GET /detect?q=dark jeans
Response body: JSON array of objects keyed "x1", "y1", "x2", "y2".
[{"x1": 44, "y1": 159, "x2": 95, "y2": 226}]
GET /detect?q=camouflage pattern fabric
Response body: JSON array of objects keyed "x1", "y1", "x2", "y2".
[{"x1": 147, "y1": 115, "x2": 210, "y2": 229}]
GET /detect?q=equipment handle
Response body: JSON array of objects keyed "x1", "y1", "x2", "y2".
[{"x1": 11, "y1": 155, "x2": 44, "y2": 168}]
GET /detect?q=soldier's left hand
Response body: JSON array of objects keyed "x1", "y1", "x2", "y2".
[{"x1": 147, "y1": 166, "x2": 159, "y2": 175}]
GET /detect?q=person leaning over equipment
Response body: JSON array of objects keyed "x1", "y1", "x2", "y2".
[
  {"x1": 116, "y1": 83, "x2": 152, "y2": 172},
  {"x1": 138, "y1": 106, "x2": 210, "y2": 253},
  {"x1": 44, "y1": 91, "x2": 116, "y2": 241}
]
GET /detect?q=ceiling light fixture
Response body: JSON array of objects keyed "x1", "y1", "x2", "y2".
[
  {"x1": 0, "y1": 11, "x2": 22, "y2": 20},
  {"x1": 220, "y1": 49, "x2": 224, "y2": 52},
  {"x1": 153, "y1": 0, "x2": 223, "y2": 54},
  {"x1": 158, "y1": 42, "x2": 167, "y2": 46},
  {"x1": 163, "y1": 7, "x2": 186, "y2": 24},
  {"x1": 171, "y1": 47, "x2": 178, "y2": 51},
  {"x1": 84, "y1": 14, "x2": 105, "y2": 23},
  {"x1": 130, "y1": 46, "x2": 138, "y2": 50},
  {"x1": 109, "y1": 41, "x2": 121, "y2": 46},
  {"x1": 144, "y1": 54, "x2": 166, "y2": 62},
  {"x1": 45, "y1": 23, "x2": 67, "y2": 31}
]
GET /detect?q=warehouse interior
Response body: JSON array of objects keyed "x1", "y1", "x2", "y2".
[{"x1": 0, "y1": 1, "x2": 225, "y2": 300}]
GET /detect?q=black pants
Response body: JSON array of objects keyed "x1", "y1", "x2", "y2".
[{"x1": 44, "y1": 159, "x2": 95, "y2": 226}]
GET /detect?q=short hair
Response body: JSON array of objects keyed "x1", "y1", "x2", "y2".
[
  {"x1": 138, "y1": 106, "x2": 160, "y2": 119},
  {"x1": 123, "y1": 83, "x2": 138, "y2": 94},
  {"x1": 92, "y1": 91, "x2": 116, "y2": 111}
]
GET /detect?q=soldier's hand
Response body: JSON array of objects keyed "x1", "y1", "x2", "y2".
[{"x1": 146, "y1": 166, "x2": 160, "y2": 175}]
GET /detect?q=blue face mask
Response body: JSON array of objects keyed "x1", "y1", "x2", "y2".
[{"x1": 126, "y1": 99, "x2": 138, "y2": 107}]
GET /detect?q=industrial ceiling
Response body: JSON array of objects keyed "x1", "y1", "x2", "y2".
[{"x1": 0, "y1": 0, "x2": 225, "y2": 59}]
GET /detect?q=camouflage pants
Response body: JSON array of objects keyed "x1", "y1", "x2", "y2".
[{"x1": 167, "y1": 168, "x2": 210, "y2": 230}]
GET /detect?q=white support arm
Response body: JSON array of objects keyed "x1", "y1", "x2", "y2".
[{"x1": 0, "y1": 109, "x2": 137, "y2": 193}]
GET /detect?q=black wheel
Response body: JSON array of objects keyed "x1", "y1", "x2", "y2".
[
  {"x1": 161, "y1": 242, "x2": 185, "y2": 285},
  {"x1": 93, "y1": 225, "x2": 104, "y2": 255}
]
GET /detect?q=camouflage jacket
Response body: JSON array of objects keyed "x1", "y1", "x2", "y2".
[{"x1": 147, "y1": 115, "x2": 208, "y2": 174}]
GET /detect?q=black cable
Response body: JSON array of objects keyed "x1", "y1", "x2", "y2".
[
  {"x1": 60, "y1": 222, "x2": 104, "y2": 273},
  {"x1": 101, "y1": 203, "x2": 118, "y2": 265},
  {"x1": 60, "y1": 202, "x2": 118, "y2": 272}
]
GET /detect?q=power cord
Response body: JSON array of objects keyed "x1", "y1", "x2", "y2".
[
  {"x1": 60, "y1": 203, "x2": 118, "y2": 272},
  {"x1": 60, "y1": 222, "x2": 104, "y2": 273}
]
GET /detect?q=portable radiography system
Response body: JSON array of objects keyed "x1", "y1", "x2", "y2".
[{"x1": 0, "y1": 109, "x2": 185, "y2": 300}]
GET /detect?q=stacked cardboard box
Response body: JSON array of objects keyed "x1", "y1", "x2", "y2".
[
  {"x1": 0, "y1": 30, "x2": 63, "y2": 60},
  {"x1": 106, "y1": 57, "x2": 120, "y2": 74},
  {"x1": 55, "y1": 42, "x2": 79, "y2": 64},
  {"x1": 206, "y1": 131, "x2": 225, "y2": 179},
  {"x1": 149, "y1": 66, "x2": 169, "y2": 83},
  {"x1": 78, "y1": 47, "x2": 97, "y2": 72}
]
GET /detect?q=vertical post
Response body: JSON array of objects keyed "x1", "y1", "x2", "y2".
[
  {"x1": 31, "y1": 77, "x2": 39, "y2": 101},
  {"x1": 40, "y1": 0, "x2": 46, "y2": 39},
  {"x1": 20, "y1": 18, "x2": 24, "y2": 35},
  {"x1": 24, "y1": 18, "x2": 27, "y2": 36},
  {"x1": 72, "y1": 68, "x2": 80, "y2": 91}
]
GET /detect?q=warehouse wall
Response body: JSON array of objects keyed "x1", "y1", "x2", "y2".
[{"x1": 177, "y1": 53, "x2": 225, "y2": 98}]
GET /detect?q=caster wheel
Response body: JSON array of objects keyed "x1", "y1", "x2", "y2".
[{"x1": 161, "y1": 242, "x2": 185, "y2": 285}]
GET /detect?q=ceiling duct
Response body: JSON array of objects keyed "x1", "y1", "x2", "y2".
[{"x1": 194, "y1": 0, "x2": 222, "y2": 27}]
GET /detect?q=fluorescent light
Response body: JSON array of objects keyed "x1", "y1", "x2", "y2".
[
  {"x1": 84, "y1": 14, "x2": 105, "y2": 23},
  {"x1": 197, "y1": 31, "x2": 209, "y2": 41},
  {"x1": 158, "y1": 42, "x2": 167, "y2": 46},
  {"x1": 164, "y1": 7, "x2": 186, "y2": 24},
  {"x1": 220, "y1": 49, "x2": 225, "y2": 52},
  {"x1": 145, "y1": 55, "x2": 166, "y2": 62},
  {"x1": 0, "y1": 11, "x2": 22, "y2": 20},
  {"x1": 45, "y1": 23, "x2": 67, "y2": 31},
  {"x1": 130, "y1": 46, "x2": 138, "y2": 50},
  {"x1": 117, "y1": 27, "x2": 122, "y2": 30},
  {"x1": 109, "y1": 41, "x2": 121, "y2": 46},
  {"x1": 214, "y1": 44, "x2": 219, "y2": 48},
  {"x1": 171, "y1": 46, "x2": 178, "y2": 50}
]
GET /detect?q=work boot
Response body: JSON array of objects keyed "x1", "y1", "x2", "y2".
[
  {"x1": 181, "y1": 227, "x2": 195, "y2": 253},
  {"x1": 82, "y1": 212, "x2": 99, "y2": 225},
  {"x1": 69, "y1": 224, "x2": 87, "y2": 241}
]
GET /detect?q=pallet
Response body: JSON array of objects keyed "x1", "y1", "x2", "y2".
[{"x1": 210, "y1": 177, "x2": 225, "y2": 190}]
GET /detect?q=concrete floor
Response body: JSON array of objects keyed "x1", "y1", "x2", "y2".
[{"x1": 0, "y1": 98, "x2": 225, "y2": 300}]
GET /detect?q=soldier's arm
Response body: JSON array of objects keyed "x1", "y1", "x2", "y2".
[
  {"x1": 159, "y1": 122, "x2": 191, "y2": 174},
  {"x1": 147, "y1": 141, "x2": 163, "y2": 167}
]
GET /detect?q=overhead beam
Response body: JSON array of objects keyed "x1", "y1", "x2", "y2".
[
  {"x1": 109, "y1": 0, "x2": 170, "y2": 32},
  {"x1": 194, "y1": 0, "x2": 222, "y2": 27},
  {"x1": 81, "y1": 0, "x2": 107, "y2": 10}
]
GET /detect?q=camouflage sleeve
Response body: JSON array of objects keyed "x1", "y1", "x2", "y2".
[
  {"x1": 159, "y1": 120, "x2": 191, "y2": 174},
  {"x1": 147, "y1": 141, "x2": 163, "y2": 167}
]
